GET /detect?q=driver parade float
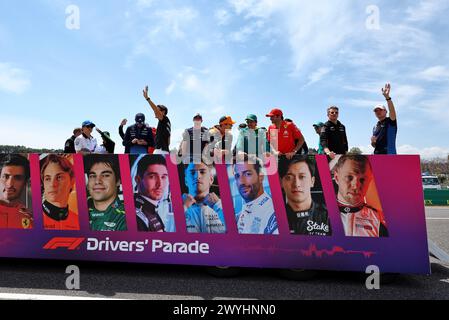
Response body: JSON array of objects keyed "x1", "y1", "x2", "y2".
[{"x1": 0, "y1": 153, "x2": 430, "y2": 278}]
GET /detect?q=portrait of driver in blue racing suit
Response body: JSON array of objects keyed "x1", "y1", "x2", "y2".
[{"x1": 183, "y1": 161, "x2": 226, "y2": 233}]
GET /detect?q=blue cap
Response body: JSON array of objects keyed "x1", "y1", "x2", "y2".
[{"x1": 82, "y1": 120, "x2": 95, "y2": 128}]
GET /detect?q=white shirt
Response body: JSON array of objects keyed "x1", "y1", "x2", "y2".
[
  {"x1": 74, "y1": 134, "x2": 98, "y2": 153},
  {"x1": 237, "y1": 192, "x2": 279, "y2": 235}
]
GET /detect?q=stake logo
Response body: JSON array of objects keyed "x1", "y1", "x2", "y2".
[{"x1": 44, "y1": 237, "x2": 85, "y2": 250}]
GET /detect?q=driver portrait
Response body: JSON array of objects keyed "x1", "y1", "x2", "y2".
[
  {"x1": 233, "y1": 155, "x2": 278, "y2": 235},
  {"x1": 134, "y1": 155, "x2": 175, "y2": 232},
  {"x1": 0, "y1": 154, "x2": 33, "y2": 229},
  {"x1": 183, "y1": 161, "x2": 226, "y2": 234},
  {"x1": 333, "y1": 154, "x2": 388, "y2": 237},
  {"x1": 85, "y1": 155, "x2": 127, "y2": 232},
  {"x1": 280, "y1": 155, "x2": 331, "y2": 236},
  {"x1": 40, "y1": 154, "x2": 80, "y2": 230}
]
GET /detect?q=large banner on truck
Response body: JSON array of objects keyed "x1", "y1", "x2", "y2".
[{"x1": 0, "y1": 154, "x2": 430, "y2": 275}]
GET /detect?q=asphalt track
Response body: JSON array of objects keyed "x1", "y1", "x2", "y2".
[{"x1": 0, "y1": 207, "x2": 448, "y2": 300}]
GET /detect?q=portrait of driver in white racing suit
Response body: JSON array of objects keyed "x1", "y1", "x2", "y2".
[
  {"x1": 233, "y1": 154, "x2": 278, "y2": 235},
  {"x1": 333, "y1": 154, "x2": 388, "y2": 237}
]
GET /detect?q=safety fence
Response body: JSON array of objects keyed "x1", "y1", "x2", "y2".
[{"x1": 424, "y1": 189, "x2": 449, "y2": 206}]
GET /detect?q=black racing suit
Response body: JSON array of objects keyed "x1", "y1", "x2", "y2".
[
  {"x1": 135, "y1": 194, "x2": 165, "y2": 232},
  {"x1": 320, "y1": 120, "x2": 348, "y2": 155},
  {"x1": 123, "y1": 124, "x2": 155, "y2": 154},
  {"x1": 64, "y1": 135, "x2": 76, "y2": 153},
  {"x1": 285, "y1": 201, "x2": 332, "y2": 236}
]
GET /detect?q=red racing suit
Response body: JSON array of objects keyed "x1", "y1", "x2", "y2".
[{"x1": 0, "y1": 201, "x2": 33, "y2": 229}]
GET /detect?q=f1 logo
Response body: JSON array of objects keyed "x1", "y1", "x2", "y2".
[{"x1": 44, "y1": 238, "x2": 85, "y2": 250}]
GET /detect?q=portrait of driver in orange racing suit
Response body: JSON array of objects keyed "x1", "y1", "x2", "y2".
[
  {"x1": 40, "y1": 154, "x2": 80, "y2": 230},
  {"x1": 0, "y1": 154, "x2": 33, "y2": 229}
]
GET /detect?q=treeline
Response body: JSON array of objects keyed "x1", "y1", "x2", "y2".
[
  {"x1": 0, "y1": 145, "x2": 63, "y2": 154},
  {"x1": 421, "y1": 158, "x2": 449, "y2": 176}
]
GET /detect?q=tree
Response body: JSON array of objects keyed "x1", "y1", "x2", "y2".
[
  {"x1": 348, "y1": 147, "x2": 363, "y2": 155},
  {"x1": 0, "y1": 145, "x2": 63, "y2": 154}
]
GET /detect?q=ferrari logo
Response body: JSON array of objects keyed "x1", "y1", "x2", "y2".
[{"x1": 22, "y1": 218, "x2": 31, "y2": 229}]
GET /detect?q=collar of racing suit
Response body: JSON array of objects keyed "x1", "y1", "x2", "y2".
[
  {"x1": 135, "y1": 194, "x2": 159, "y2": 210},
  {"x1": 42, "y1": 200, "x2": 69, "y2": 221},
  {"x1": 243, "y1": 192, "x2": 269, "y2": 212},
  {"x1": 337, "y1": 200, "x2": 365, "y2": 214},
  {"x1": 134, "y1": 194, "x2": 165, "y2": 231},
  {"x1": 287, "y1": 201, "x2": 315, "y2": 218},
  {"x1": 138, "y1": 194, "x2": 160, "y2": 208}
]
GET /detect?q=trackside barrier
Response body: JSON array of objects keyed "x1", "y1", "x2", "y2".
[
  {"x1": 0, "y1": 154, "x2": 430, "y2": 275},
  {"x1": 424, "y1": 189, "x2": 449, "y2": 206}
]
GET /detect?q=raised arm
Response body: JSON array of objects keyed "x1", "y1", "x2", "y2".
[
  {"x1": 97, "y1": 128, "x2": 115, "y2": 146},
  {"x1": 143, "y1": 85, "x2": 164, "y2": 121},
  {"x1": 118, "y1": 119, "x2": 127, "y2": 140},
  {"x1": 382, "y1": 83, "x2": 396, "y2": 121}
]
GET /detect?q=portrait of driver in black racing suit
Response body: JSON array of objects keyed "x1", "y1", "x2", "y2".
[{"x1": 280, "y1": 155, "x2": 331, "y2": 236}]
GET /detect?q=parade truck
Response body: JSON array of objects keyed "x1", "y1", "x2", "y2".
[{"x1": 0, "y1": 153, "x2": 431, "y2": 280}]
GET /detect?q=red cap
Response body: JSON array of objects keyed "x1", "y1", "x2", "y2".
[{"x1": 266, "y1": 108, "x2": 283, "y2": 117}]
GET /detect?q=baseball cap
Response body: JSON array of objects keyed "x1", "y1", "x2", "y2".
[
  {"x1": 313, "y1": 122, "x2": 325, "y2": 127},
  {"x1": 245, "y1": 114, "x2": 258, "y2": 122},
  {"x1": 193, "y1": 113, "x2": 203, "y2": 120},
  {"x1": 102, "y1": 131, "x2": 110, "y2": 138},
  {"x1": 373, "y1": 104, "x2": 387, "y2": 112},
  {"x1": 266, "y1": 108, "x2": 283, "y2": 117},
  {"x1": 219, "y1": 116, "x2": 236, "y2": 125},
  {"x1": 135, "y1": 113, "x2": 145, "y2": 124},
  {"x1": 82, "y1": 120, "x2": 95, "y2": 128}
]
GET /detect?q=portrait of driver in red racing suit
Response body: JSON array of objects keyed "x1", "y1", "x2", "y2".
[
  {"x1": 0, "y1": 154, "x2": 33, "y2": 229},
  {"x1": 333, "y1": 154, "x2": 388, "y2": 237}
]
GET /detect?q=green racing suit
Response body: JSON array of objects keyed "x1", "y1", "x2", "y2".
[{"x1": 88, "y1": 197, "x2": 127, "y2": 231}]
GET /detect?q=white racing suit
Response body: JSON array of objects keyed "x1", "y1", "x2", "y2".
[
  {"x1": 237, "y1": 192, "x2": 279, "y2": 235},
  {"x1": 338, "y1": 200, "x2": 388, "y2": 237}
]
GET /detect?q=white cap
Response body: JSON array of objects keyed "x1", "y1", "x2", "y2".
[{"x1": 373, "y1": 104, "x2": 387, "y2": 112}]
